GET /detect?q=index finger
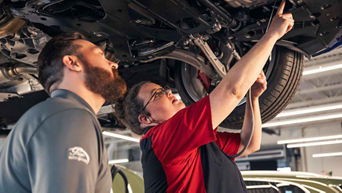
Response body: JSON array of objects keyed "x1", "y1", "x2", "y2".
[{"x1": 276, "y1": 0, "x2": 286, "y2": 15}]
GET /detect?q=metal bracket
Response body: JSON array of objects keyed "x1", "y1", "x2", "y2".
[{"x1": 189, "y1": 34, "x2": 227, "y2": 78}]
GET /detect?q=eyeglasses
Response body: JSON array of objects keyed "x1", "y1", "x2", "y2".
[{"x1": 142, "y1": 86, "x2": 171, "y2": 112}]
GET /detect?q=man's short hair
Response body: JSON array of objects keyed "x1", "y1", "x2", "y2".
[
  {"x1": 37, "y1": 32, "x2": 87, "y2": 93},
  {"x1": 114, "y1": 81, "x2": 151, "y2": 135}
]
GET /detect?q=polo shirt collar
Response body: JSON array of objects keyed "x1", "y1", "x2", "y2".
[{"x1": 51, "y1": 89, "x2": 95, "y2": 114}]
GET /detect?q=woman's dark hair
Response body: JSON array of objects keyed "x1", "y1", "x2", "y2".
[
  {"x1": 37, "y1": 32, "x2": 87, "y2": 94},
  {"x1": 114, "y1": 81, "x2": 151, "y2": 135}
]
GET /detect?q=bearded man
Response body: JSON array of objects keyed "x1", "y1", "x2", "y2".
[{"x1": 0, "y1": 32, "x2": 126, "y2": 193}]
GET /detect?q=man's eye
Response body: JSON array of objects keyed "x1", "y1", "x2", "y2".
[
  {"x1": 155, "y1": 92, "x2": 162, "y2": 97},
  {"x1": 155, "y1": 91, "x2": 164, "y2": 98}
]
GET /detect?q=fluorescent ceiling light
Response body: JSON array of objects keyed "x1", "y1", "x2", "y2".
[
  {"x1": 276, "y1": 103, "x2": 342, "y2": 118},
  {"x1": 277, "y1": 135, "x2": 342, "y2": 144},
  {"x1": 303, "y1": 63, "x2": 342, "y2": 76},
  {"x1": 262, "y1": 113, "x2": 342, "y2": 127},
  {"x1": 287, "y1": 140, "x2": 342, "y2": 148},
  {"x1": 312, "y1": 152, "x2": 342, "y2": 158},
  {"x1": 108, "y1": 159, "x2": 129, "y2": 164},
  {"x1": 103, "y1": 131, "x2": 139, "y2": 143}
]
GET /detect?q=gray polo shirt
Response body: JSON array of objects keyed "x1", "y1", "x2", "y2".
[{"x1": 0, "y1": 89, "x2": 112, "y2": 193}]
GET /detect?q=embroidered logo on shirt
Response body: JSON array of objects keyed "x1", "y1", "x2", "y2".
[{"x1": 68, "y1": 146, "x2": 90, "y2": 164}]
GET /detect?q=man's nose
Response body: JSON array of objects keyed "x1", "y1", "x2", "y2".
[{"x1": 110, "y1": 60, "x2": 118, "y2": 69}]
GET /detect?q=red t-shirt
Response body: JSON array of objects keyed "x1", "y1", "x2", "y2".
[{"x1": 140, "y1": 96, "x2": 246, "y2": 193}]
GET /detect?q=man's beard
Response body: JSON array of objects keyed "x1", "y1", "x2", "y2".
[{"x1": 82, "y1": 60, "x2": 127, "y2": 103}]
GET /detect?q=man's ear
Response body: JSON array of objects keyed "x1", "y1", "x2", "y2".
[
  {"x1": 62, "y1": 55, "x2": 82, "y2": 72},
  {"x1": 138, "y1": 114, "x2": 158, "y2": 128},
  {"x1": 138, "y1": 114, "x2": 151, "y2": 125}
]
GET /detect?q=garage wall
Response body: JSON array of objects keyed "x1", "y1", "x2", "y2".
[
  {"x1": 304, "y1": 123, "x2": 342, "y2": 177},
  {"x1": 262, "y1": 120, "x2": 342, "y2": 177}
]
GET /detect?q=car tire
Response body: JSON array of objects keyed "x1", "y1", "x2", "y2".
[{"x1": 175, "y1": 46, "x2": 304, "y2": 129}]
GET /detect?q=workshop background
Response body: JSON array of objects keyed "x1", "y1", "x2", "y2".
[
  {"x1": 1, "y1": 47, "x2": 342, "y2": 193},
  {"x1": 0, "y1": 0, "x2": 342, "y2": 191}
]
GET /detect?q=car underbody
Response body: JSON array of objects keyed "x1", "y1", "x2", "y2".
[{"x1": 0, "y1": 0, "x2": 341, "y2": 130}]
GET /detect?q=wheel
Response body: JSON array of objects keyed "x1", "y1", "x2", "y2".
[{"x1": 174, "y1": 46, "x2": 304, "y2": 129}]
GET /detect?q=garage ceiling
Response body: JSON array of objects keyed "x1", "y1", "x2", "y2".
[{"x1": 292, "y1": 47, "x2": 342, "y2": 108}]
